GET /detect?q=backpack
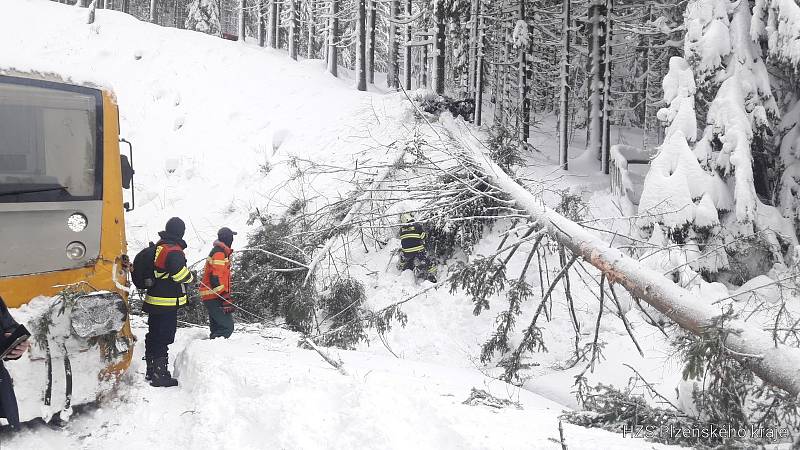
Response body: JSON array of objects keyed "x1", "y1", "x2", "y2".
[{"x1": 131, "y1": 242, "x2": 157, "y2": 290}]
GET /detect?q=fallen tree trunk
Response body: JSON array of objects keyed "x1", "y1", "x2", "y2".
[{"x1": 441, "y1": 115, "x2": 800, "y2": 397}]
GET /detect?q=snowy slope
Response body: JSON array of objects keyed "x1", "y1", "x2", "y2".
[
  {"x1": 0, "y1": 0, "x2": 410, "y2": 264},
  {"x1": 0, "y1": 2, "x2": 694, "y2": 448},
  {"x1": 1, "y1": 320, "x2": 683, "y2": 450}
]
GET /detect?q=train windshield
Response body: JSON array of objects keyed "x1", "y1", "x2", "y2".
[{"x1": 0, "y1": 80, "x2": 101, "y2": 203}]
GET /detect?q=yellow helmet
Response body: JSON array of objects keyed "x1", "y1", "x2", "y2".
[{"x1": 401, "y1": 213, "x2": 414, "y2": 223}]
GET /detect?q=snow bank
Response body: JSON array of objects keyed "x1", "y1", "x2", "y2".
[{"x1": 3, "y1": 322, "x2": 684, "y2": 449}]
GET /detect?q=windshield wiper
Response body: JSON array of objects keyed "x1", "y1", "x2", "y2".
[{"x1": 0, "y1": 186, "x2": 69, "y2": 197}]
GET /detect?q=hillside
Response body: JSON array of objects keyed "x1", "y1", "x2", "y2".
[
  {"x1": 5, "y1": 0, "x2": 800, "y2": 448},
  {"x1": 0, "y1": 1, "x2": 683, "y2": 449}
]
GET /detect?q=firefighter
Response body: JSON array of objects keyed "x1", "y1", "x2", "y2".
[
  {"x1": 143, "y1": 217, "x2": 195, "y2": 388},
  {"x1": 200, "y1": 227, "x2": 237, "y2": 339},
  {"x1": 398, "y1": 213, "x2": 437, "y2": 282},
  {"x1": 0, "y1": 295, "x2": 30, "y2": 430}
]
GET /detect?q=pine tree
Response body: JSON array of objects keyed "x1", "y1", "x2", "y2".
[
  {"x1": 752, "y1": 0, "x2": 800, "y2": 242},
  {"x1": 186, "y1": 0, "x2": 222, "y2": 36},
  {"x1": 639, "y1": 0, "x2": 797, "y2": 283}
]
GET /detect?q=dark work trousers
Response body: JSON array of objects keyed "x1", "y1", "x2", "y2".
[
  {"x1": 0, "y1": 363, "x2": 20, "y2": 429},
  {"x1": 145, "y1": 310, "x2": 178, "y2": 360},
  {"x1": 399, "y1": 250, "x2": 432, "y2": 272},
  {"x1": 204, "y1": 299, "x2": 234, "y2": 339}
]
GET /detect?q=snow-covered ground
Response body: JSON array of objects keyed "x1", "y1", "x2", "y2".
[
  {"x1": 0, "y1": 1, "x2": 708, "y2": 448},
  {"x1": 1, "y1": 319, "x2": 682, "y2": 450}
]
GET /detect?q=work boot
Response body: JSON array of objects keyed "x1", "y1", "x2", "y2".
[
  {"x1": 149, "y1": 357, "x2": 178, "y2": 388},
  {"x1": 144, "y1": 357, "x2": 154, "y2": 381}
]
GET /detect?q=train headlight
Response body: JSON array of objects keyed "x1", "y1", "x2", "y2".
[
  {"x1": 67, "y1": 213, "x2": 88, "y2": 232},
  {"x1": 66, "y1": 241, "x2": 87, "y2": 260}
]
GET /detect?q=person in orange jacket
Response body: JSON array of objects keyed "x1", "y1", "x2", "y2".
[{"x1": 200, "y1": 227, "x2": 236, "y2": 338}]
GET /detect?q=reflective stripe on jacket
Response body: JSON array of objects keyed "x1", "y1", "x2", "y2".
[
  {"x1": 144, "y1": 235, "x2": 194, "y2": 312},
  {"x1": 200, "y1": 240, "x2": 233, "y2": 301},
  {"x1": 400, "y1": 222, "x2": 426, "y2": 253}
]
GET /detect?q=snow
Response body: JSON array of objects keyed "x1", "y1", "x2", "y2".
[
  {"x1": 638, "y1": 131, "x2": 707, "y2": 229},
  {"x1": 440, "y1": 112, "x2": 800, "y2": 400},
  {"x1": 732, "y1": 275, "x2": 782, "y2": 303},
  {"x1": 693, "y1": 192, "x2": 720, "y2": 228},
  {"x1": 752, "y1": 0, "x2": 800, "y2": 68},
  {"x1": 2, "y1": 0, "x2": 799, "y2": 447},
  {"x1": 512, "y1": 20, "x2": 530, "y2": 48},
  {"x1": 0, "y1": 0, "x2": 410, "y2": 265},
  {"x1": 5, "y1": 296, "x2": 119, "y2": 424},
  {"x1": 0, "y1": 319, "x2": 683, "y2": 450},
  {"x1": 684, "y1": 0, "x2": 732, "y2": 77},
  {"x1": 0, "y1": 2, "x2": 688, "y2": 448}
]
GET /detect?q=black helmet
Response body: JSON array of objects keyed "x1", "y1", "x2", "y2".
[{"x1": 165, "y1": 217, "x2": 186, "y2": 239}]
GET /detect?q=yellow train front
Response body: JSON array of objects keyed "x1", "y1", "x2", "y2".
[{"x1": 0, "y1": 73, "x2": 135, "y2": 422}]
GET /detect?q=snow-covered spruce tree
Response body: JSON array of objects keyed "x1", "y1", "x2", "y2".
[
  {"x1": 638, "y1": 0, "x2": 798, "y2": 286},
  {"x1": 751, "y1": 0, "x2": 800, "y2": 245},
  {"x1": 186, "y1": 0, "x2": 222, "y2": 36}
]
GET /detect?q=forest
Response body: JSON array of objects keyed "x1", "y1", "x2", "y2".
[{"x1": 16, "y1": 0, "x2": 800, "y2": 447}]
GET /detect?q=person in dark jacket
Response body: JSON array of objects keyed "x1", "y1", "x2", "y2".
[
  {"x1": 143, "y1": 217, "x2": 195, "y2": 388},
  {"x1": 200, "y1": 227, "x2": 237, "y2": 339},
  {"x1": 398, "y1": 213, "x2": 437, "y2": 282},
  {"x1": 0, "y1": 295, "x2": 30, "y2": 430}
]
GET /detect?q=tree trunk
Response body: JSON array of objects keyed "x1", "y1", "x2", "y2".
[
  {"x1": 238, "y1": 0, "x2": 246, "y2": 42},
  {"x1": 307, "y1": 0, "x2": 316, "y2": 58},
  {"x1": 87, "y1": 0, "x2": 97, "y2": 23},
  {"x1": 474, "y1": 16, "x2": 484, "y2": 126},
  {"x1": 586, "y1": 0, "x2": 606, "y2": 161},
  {"x1": 327, "y1": 0, "x2": 339, "y2": 77},
  {"x1": 289, "y1": 0, "x2": 298, "y2": 59},
  {"x1": 258, "y1": 0, "x2": 266, "y2": 46},
  {"x1": 422, "y1": 41, "x2": 428, "y2": 88},
  {"x1": 446, "y1": 117, "x2": 800, "y2": 398},
  {"x1": 558, "y1": 0, "x2": 571, "y2": 170},
  {"x1": 387, "y1": 0, "x2": 399, "y2": 89},
  {"x1": 403, "y1": 0, "x2": 412, "y2": 90},
  {"x1": 275, "y1": 0, "x2": 282, "y2": 48},
  {"x1": 149, "y1": 0, "x2": 157, "y2": 22},
  {"x1": 174, "y1": 0, "x2": 184, "y2": 28},
  {"x1": 517, "y1": 2, "x2": 530, "y2": 147},
  {"x1": 121, "y1": 0, "x2": 129, "y2": 13},
  {"x1": 433, "y1": 0, "x2": 446, "y2": 95},
  {"x1": 367, "y1": 0, "x2": 376, "y2": 84},
  {"x1": 467, "y1": 0, "x2": 479, "y2": 97},
  {"x1": 600, "y1": 0, "x2": 612, "y2": 174},
  {"x1": 642, "y1": 2, "x2": 652, "y2": 153},
  {"x1": 356, "y1": 0, "x2": 368, "y2": 91},
  {"x1": 268, "y1": 0, "x2": 278, "y2": 48}
]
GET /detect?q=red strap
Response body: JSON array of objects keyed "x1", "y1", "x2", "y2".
[{"x1": 154, "y1": 244, "x2": 181, "y2": 271}]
